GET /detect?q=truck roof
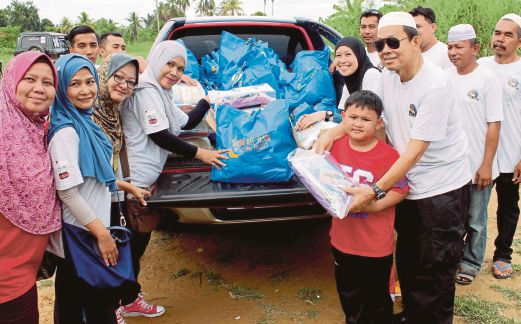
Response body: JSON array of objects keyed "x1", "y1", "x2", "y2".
[{"x1": 175, "y1": 16, "x2": 303, "y2": 24}]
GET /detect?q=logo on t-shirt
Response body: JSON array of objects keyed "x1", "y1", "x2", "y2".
[
  {"x1": 507, "y1": 78, "x2": 519, "y2": 91},
  {"x1": 467, "y1": 89, "x2": 479, "y2": 101},
  {"x1": 145, "y1": 110, "x2": 158, "y2": 125},
  {"x1": 408, "y1": 104, "x2": 417, "y2": 117}
]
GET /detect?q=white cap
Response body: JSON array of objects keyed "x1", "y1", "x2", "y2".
[
  {"x1": 378, "y1": 12, "x2": 417, "y2": 30},
  {"x1": 501, "y1": 13, "x2": 521, "y2": 29},
  {"x1": 448, "y1": 24, "x2": 477, "y2": 42}
]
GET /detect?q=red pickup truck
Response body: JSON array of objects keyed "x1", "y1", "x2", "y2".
[{"x1": 140, "y1": 16, "x2": 342, "y2": 224}]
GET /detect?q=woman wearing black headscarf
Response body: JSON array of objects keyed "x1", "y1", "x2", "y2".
[{"x1": 295, "y1": 36, "x2": 382, "y2": 130}]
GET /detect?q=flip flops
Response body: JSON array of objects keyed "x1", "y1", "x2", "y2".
[
  {"x1": 456, "y1": 270, "x2": 475, "y2": 285},
  {"x1": 492, "y1": 261, "x2": 513, "y2": 279}
]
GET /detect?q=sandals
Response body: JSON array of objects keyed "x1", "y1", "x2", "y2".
[
  {"x1": 456, "y1": 270, "x2": 475, "y2": 285},
  {"x1": 492, "y1": 261, "x2": 513, "y2": 279}
]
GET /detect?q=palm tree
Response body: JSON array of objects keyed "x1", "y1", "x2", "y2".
[
  {"x1": 221, "y1": 0, "x2": 244, "y2": 16},
  {"x1": 77, "y1": 11, "x2": 93, "y2": 26},
  {"x1": 164, "y1": 0, "x2": 184, "y2": 19},
  {"x1": 178, "y1": 0, "x2": 190, "y2": 15},
  {"x1": 271, "y1": 0, "x2": 274, "y2": 16},
  {"x1": 196, "y1": 0, "x2": 216, "y2": 16},
  {"x1": 126, "y1": 12, "x2": 142, "y2": 42},
  {"x1": 263, "y1": 0, "x2": 266, "y2": 15},
  {"x1": 58, "y1": 16, "x2": 72, "y2": 34}
]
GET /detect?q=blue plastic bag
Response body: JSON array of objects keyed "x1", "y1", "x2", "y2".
[
  {"x1": 211, "y1": 100, "x2": 296, "y2": 183},
  {"x1": 177, "y1": 40, "x2": 201, "y2": 81},
  {"x1": 218, "y1": 32, "x2": 280, "y2": 97},
  {"x1": 280, "y1": 50, "x2": 336, "y2": 109},
  {"x1": 200, "y1": 50, "x2": 220, "y2": 90}
]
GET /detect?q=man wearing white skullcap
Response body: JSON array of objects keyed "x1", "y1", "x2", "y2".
[
  {"x1": 478, "y1": 13, "x2": 521, "y2": 281},
  {"x1": 446, "y1": 24, "x2": 503, "y2": 286},
  {"x1": 315, "y1": 11, "x2": 472, "y2": 323},
  {"x1": 410, "y1": 6, "x2": 453, "y2": 69}
]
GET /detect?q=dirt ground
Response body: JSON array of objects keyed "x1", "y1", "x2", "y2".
[{"x1": 38, "y1": 192, "x2": 521, "y2": 324}]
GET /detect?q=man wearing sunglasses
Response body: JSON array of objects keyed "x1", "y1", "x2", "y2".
[
  {"x1": 477, "y1": 14, "x2": 521, "y2": 281},
  {"x1": 360, "y1": 9, "x2": 383, "y2": 68},
  {"x1": 316, "y1": 11, "x2": 471, "y2": 323},
  {"x1": 410, "y1": 6, "x2": 452, "y2": 69}
]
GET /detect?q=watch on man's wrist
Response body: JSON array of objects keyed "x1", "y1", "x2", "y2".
[
  {"x1": 372, "y1": 183, "x2": 386, "y2": 200},
  {"x1": 324, "y1": 110, "x2": 334, "y2": 122}
]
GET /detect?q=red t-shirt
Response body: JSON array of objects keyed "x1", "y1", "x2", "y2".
[{"x1": 329, "y1": 136, "x2": 408, "y2": 257}]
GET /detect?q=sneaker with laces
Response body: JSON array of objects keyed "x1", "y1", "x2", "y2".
[
  {"x1": 115, "y1": 306, "x2": 127, "y2": 324},
  {"x1": 121, "y1": 293, "x2": 166, "y2": 318}
]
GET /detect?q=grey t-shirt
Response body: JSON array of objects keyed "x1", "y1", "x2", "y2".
[
  {"x1": 49, "y1": 127, "x2": 112, "y2": 228},
  {"x1": 121, "y1": 87, "x2": 189, "y2": 187}
]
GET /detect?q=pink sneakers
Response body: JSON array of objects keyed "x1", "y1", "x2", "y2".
[
  {"x1": 121, "y1": 293, "x2": 166, "y2": 318},
  {"x1": 116, "y1": 306, "x2": 127, "y2": 324}
]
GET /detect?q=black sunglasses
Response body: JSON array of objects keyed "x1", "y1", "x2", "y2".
[{"x1": 374, "y1": 37, "x2": 408, "y2": 52}]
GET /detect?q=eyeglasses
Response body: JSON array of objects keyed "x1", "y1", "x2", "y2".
[
  {"x1": 113, "y1": 74, "x2": 137, "y2": 89},
  {"x1": 374, "y1": 37, "x2": 408, "y2": 52}
]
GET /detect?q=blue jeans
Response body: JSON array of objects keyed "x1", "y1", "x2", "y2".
[{"x1": 459, "y1": 184, "x2": 493, "y2": 274}]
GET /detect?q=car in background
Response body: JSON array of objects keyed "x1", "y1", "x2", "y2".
[
  {"x1": 138, "y1": 16, "x2": 342, "y2": 224},
  {"x1": 14, "y1": 32, "x2": 69, "y2": 60}
]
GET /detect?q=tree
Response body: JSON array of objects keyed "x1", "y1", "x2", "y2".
[
  {"x1": 77, "y1": 11, "x2": 93, "y2": 27},
  {"x1": 5, "y1": 0, "x2": 41, "y2": 32},
  {"x1": 40, "y1": 18, "x2": 55, "y2": 31},
  {"x1": 177, "y1": 0, "x2": 190, "y2": 15},
  {"x1": 196, "y1": 0, "x2": 216, "y2": 17},
  {"x1": 221, "y1": 0, "x2": 245, "y2": 16},
  {"x1": 94, "y1": 18, "x2": 121, "y2": 36},
  {"x1": 263, "y1": 0, "x2": 266, "y2": 15},
  {"x1": 271, "y1": 0, "x2": 274, "y2": 16},
  {"x1": 0, "y1": 9, "x2": 8, "y2": 27},
  {"x1": 126, "y1": 12, "x2": 142, "y2": 42},
  {"x1": 252, "y1": 11, "x2": 266, "y2": 16},
  {"x1": 58, "y1": 16, "x2": 72, "y2": 34}
]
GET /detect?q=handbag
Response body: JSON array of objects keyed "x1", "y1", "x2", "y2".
[
  {"x1": 36, "y1": 251, "x2": 57, "y2": 281},
  {"x1": 62, "y1": 202, "x2": 135, "y2": 289}
]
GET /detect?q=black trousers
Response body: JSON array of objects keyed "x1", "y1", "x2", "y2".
[
  {"x1": 0, "y1": 285, "x2": 38, "y2": 324},
  {"x1": 395, "y1": 184, "x2": 470, "y2": 324},
  {"x1": 494, "y1": 173, "x2": 520, "y2": 263},
  {"x1": 54, "y1": 257, "x2": 117, "y2": 324},
  {"x1": 332, "y1": 247, "x2": 393, "y2": 324}
]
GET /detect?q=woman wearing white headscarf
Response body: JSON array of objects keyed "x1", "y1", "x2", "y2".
[{"x1": 119, "y1": 40, "x2": 227, "y2": 318}]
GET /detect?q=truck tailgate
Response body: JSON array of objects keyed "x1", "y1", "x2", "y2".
[{"x1": 146, "y1": 170, "x2": 316, "y2": 208}]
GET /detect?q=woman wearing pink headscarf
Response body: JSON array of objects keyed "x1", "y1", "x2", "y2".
[{"x1": 0, "y1": 52, "x2": 61, "y2": 324}]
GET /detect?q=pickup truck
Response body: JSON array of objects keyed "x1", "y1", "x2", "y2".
[{"x1": 141, "y1": 16, "x2": 342, "y2": 224}]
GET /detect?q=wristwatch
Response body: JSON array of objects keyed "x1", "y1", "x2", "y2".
[
  {"x1": 372, "y1": 183, "x2": 386, "y2": 200},
  {"x1": 324, "y1": 110, "x2": 334, "y2": 122}
]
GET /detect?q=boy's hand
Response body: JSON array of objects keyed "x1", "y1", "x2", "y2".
[
  {"x1": 295, "y1": 111, "x2": 326, "y2": 130},
  {"x1": 343, "y1": 186, "x2": 376, "y2": 213},
  {"x1": 313, "y1": 130, "x2": 334, "y2": 154},
  {"x1": 513, "y1": 160, "x2": 521, "y2": 184}
]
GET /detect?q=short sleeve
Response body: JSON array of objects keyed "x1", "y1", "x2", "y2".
[
  {"x1": 410, "y1": 84, "x2": 450, "y2": 142},
  {"x1": 133, "y1": 89, "x2": 170, "y2": 135},
  {"x1": 49, "y1": 127, "x2": 84, "y2": 191},
  {"x1": 484, "y1": 72, "x2": 504, "y2": 123},
  {"x1": 362, "y1": 68, "x2": 383, "y2": 98}
]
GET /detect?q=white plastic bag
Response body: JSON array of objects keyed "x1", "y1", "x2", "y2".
[
  {"x1": 291, "y1": 121, "x2": 338, "y2": 150},
  {"x1": 288, "y1": 149, "x2": 356, "y2": 219}
]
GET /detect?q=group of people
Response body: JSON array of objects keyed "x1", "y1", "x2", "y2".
[
  {"x1": 0, "y1": 25, "x2": 227, "y2": 324},
  {"x1": 304, "y1": 7, "x2": 520, "y2": 324},
  {"x1": 0, "y1": 6, "x2": 520, "y2": 324}
]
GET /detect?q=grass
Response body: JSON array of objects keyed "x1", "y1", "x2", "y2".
[
  {"x1": 298, "y1": 287, "x2": 322, "y2": 305},
  {"x1": 514, "y1": 239, "x2": 521, "y2": 255},
  {"x1": 290, "y1": 310, "x2": 320, "y2": 323},
  {"x1": 229, "y1": 284, "x2": 264, "y2": 300},
  {"x1": 454, "y1": 295, "x2": 518, "y2": 324},
  {"x1": 126, "y1": 41, "x2": 154, "y2": 59},
  {"x1": 491, "y1": 285, "x2": 521, "y2": 308},
  {"x1": 257, "y1": 304, "x2": 286, "y2": 324},
  {"x1": 37, "y1": 279, "x2": 54, "y2": 288},
  {"x1": 269, "y1": 269, "x2": 291, "y2": 284},
  {"x1": 170, "y1": 268, "x2": 191, "y2": 280}
]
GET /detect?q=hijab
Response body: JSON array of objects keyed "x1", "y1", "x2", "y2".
[
  {"x1": 335, "y1": 37, "x2": 378, "y2": 95},
  {"x1": 48, "y1": 54, "x2": 117, "y2": 191},
  {"x1": 92, "y1": 53, "x2": 139, "y2": 157},
  {"x1": 131, "y1": 40, "x2": 188, "y2": 135},
  {"x1": 0, "y1": 52, "x2": 61, "y2": 234}
]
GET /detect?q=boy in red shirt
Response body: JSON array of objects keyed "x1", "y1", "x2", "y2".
[{"x1": 329, "y1": 90, "x2": 408, "y2": 323}]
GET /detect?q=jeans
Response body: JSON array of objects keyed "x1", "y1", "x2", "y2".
[
  {"x1": 459, "y1": 184, "x2": 493, "y2": 274},
  {"x1": 395, "y1": 183, "x2": 470, "y2": 324},
  {"x1": 494, "y1": 173, "x2": 520, "y2": 263}
]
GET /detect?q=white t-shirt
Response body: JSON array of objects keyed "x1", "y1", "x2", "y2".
[
  {"x1": 49, "y1": 127, "x2": 112, "y2": 228},
  {"x1": 478, "y1": 56, "x2": 521, "y2": 173},
  {"x1": 121, "y1": 87, "x2": 189, "y2": 188},
  {"x1": 366, "y1": 48, "x2": 383, "y2": 69},
  {"x1": 422, "y1": 41, "x2": 453, "y2": 70},
  {"x1": 381, "y1": 61, "x2": 471, "y2": 199},
  {"x1": 447, "y1": 65, "x2": 503, "y2": 183},
  {"x1": 338, "y1": 68, "x2": 382, "y2": 110}
]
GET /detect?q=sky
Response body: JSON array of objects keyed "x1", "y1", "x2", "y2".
[{"x1": 4, "y1": 0, "x2": 342, "y2": 26}]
